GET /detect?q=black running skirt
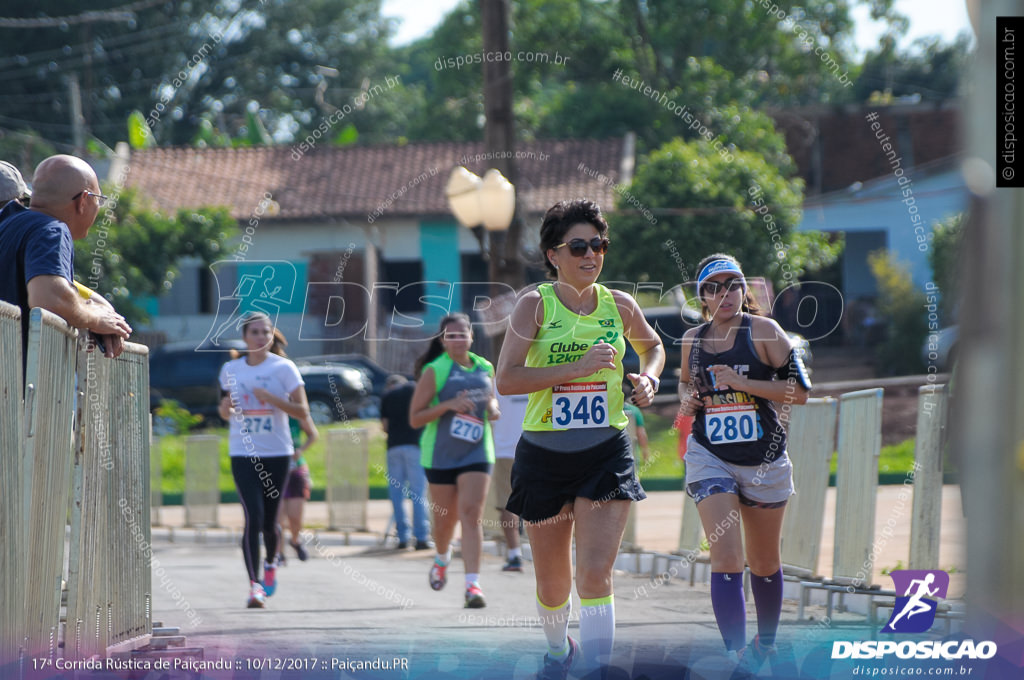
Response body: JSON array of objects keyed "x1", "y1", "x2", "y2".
[{"x1": 506, "y1": 429, "x2": 646, "y2": 522}]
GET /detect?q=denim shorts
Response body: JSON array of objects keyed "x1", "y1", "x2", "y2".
[{"x1": 684, "y1": 436, "x2": 794, "y2": 509}]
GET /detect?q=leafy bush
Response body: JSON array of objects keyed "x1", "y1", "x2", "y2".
[
  {"x1": 928, "y1": 213, "x2": 964, "y2": 323},
  {"x1": 868, "y1": 250, "x2": 928, "y2": 376},
  {"x1": 153, "y1": 400, "x2": 203, "y2": 436}
]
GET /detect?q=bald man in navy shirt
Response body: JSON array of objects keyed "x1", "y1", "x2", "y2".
[{"x1": 0, "y1": 154, "x2": 131, "y2": 356}]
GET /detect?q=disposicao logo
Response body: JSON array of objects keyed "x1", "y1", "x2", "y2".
[
  {"x1": 831, "y1": 570, "x2": 998, "y2": 661},
  {"x1": 882, "y1": 569, "x2": 949, "y2": 634}
]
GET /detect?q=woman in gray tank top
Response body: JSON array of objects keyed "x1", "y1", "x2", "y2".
[{"x1": 409, "y1": 313, "x2": 499, "y2": 609}]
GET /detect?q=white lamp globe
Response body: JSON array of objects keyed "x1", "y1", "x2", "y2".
[
  {"x1": 479, "y1": 168, "x2": 516, "y2": 231},
  {"x1": 445, "y1": 167, "x2": 483, "y2": 228}
]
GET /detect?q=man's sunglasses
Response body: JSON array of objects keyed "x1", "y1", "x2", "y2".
[
  {"x1": 700, "y1": 278, "x2": 745, "y2": 296},
  {"x1": 554, "y1": 237, "x2": 610, "y2": 257}
]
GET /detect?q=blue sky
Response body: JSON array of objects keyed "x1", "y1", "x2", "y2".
[{"x1": 381, "y1": 0, "x2": 973, "y2": 53}]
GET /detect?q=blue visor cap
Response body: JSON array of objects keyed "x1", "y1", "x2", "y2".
[{"x1": 697, "y1": 259, "x2": 744, "y2": 287}]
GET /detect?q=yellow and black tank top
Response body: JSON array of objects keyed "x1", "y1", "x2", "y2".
[{"x1": 523, "y1": 283, "x2": 628, "y2": 432}]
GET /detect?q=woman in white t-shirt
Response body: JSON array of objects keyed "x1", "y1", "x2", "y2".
[{"x1": 218, "y1": 312, "x2": 309, "y2": 609}]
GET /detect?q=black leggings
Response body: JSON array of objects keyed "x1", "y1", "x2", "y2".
[{"x1": 231, "y1": 456, "x2": 290, "y2": 582}]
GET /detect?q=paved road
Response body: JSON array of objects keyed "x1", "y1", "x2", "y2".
[
  {"x1": 56, "y1": 486, "x2": 1002, "y2": 680},
  {"x1": 132, "y1": 509, "x2": 996, "y2": 680},
  {"x1": 146, "y1": 536, "x2": 837, "y2": 680}
]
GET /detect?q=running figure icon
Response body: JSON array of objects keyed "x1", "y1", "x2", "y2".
[
  {"x1": 881, "y1": 569, "x2": 949, "y2": 634},
  {"x1": 889, "y1": 573, "x2": 939, "y2": 627}
]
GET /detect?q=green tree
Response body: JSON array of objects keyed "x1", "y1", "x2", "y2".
[
  {"x1": 853, "y1": 34, "x2": 971, "y2": 103},
  {"x1": 928, "y1": 212, "x2": 964, "y2": 322},
  {"x1": 149, "y1": 0, "x2": 403, "y2": 145},
  {"x1": 73, "y1": 187, "x2": 233, "y2": 325},
  {"x1": 0, "y1": 1, "x2": 407, "y2": 148},
  {"x1": 868, "y1": 249, "x2": 928, "y2": 376},
  {"x1": 399, "y1": 0, "x2": 896, "y2": 149},
  {"x1": 0, "y1": 130, "x2": 57, "y2": 174},
  {"x1": 602, "y1": 133, "x2": 839, "y2": 289},
  {"x1": 0, "y1": 1, "x2": 221, "y2": 148}
]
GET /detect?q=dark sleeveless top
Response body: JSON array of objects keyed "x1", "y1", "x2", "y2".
[{"x1": 688, "y1": 314, "x2": 786, "y2": 466}]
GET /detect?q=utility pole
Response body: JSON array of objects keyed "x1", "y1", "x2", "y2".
[
  {"x1": 67, "y1": 73, "x2": 87, "y2": 156},
  {"x1": 479, "y1": 0, "x2": 525, "y2": 291}
]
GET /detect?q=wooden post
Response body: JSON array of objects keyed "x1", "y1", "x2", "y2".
[{"x1": 479, "y1": 0, "x2": 525, "y2": 291}]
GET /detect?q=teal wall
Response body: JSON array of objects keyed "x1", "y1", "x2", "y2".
[{"x1": 419, "y1": 221, "x2": 462, "y2": 324}]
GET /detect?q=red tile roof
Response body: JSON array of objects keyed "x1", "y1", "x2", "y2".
[
  {"x1": 771, "y1": 104, "x2": 961, "y2": 195},
  {"x1": 122, "y1": 138, "x2": 629, "y2": 221}
]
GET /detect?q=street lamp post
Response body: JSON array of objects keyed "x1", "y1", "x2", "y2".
[
  {"x1": 445, "y1": 166, "x2": 522, "y2": 351},
  {"x1": 445, "y1": 166, "x2": 518, "y2": 292}
]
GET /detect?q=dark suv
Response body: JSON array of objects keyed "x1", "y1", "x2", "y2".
[
  {"x1": 149, "y1": 341, "x2": 371, "y2": 426},
  {"x1": 621, "y1": 306, "x2": 702, "y2": 394},
  {"x1": 297, "y1": 364, "x2": 373, "y2": 424},
  {"x1": 149, "y1": 340, "x2": 246, "y2": 420},
  {"x1": 297, "y1": 353, "x2": 411, "y2": 417}
]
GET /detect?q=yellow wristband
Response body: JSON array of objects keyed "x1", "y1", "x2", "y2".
[{"x1": 72, "y1": 280, "x2": 93, "y2": 299}]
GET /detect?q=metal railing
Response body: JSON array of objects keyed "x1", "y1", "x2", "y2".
[
  {"x1": 832, "y1": 388, "x2": 884, "y2": 586},
  {"x1": 326, "y1": 427, "x2": 369, "y2": 532},
  {"x1": 22, "y1": 309, "x2": 79, "y2": 658},
  {"x1": 67, "y1": 341, "x2": 152, "y2": 657},
  {"x1": 909, "y1": 384, "x2": 948, "y2": 569},
  {"x1": 184, "y1": 434, "x2": 220, "y2": 528},
  {"x1": 0, "y1": 301, "x2": 25, "y2": 664},
  {"x1": 780, "y1": 397, "x2": 839, "y2": 577},
  {"x1": 0, "y1": 303, "x2": 153, "y2": 663},
  {"x1": 151, "y1": 418, "x2": 163, "y2": 527}
]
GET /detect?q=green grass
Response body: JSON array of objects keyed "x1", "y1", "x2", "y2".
[
  {"x1": 153, "y1": 419, "x2": 388, "y2": 495},
  {"x1": 638, "y1": 411, "x2": 686, "y2": 478},
  {"x1": 152, "y1": 416, "x2": 930, "y2": 496},
  {"x1": 831, "y1": 436, "x2": 917, "y2": 477}
]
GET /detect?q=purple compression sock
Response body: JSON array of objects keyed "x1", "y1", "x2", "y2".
[
  {"x1": 710, "y1": 572, "x2": 746, "y2": 651},
  {"x1": 751, "y1": 568, "x2": 783, "y2": 646}
]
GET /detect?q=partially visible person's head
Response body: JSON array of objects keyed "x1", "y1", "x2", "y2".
[
  {"x1": 415, "y1": 313, "x2": 473, "y2": 377},
  {"x1": 0, "y1": 161, "x2": 31, "y2": 206},
  {"x1": 539, "y1": 199, "x2": 609, "y2": 279},
  {"x1": 385, "y1": 374, "x2": 408, "y2": 391},
  {"x1": 30, "y1": 154, "x2": 103, "y2": 239},
  {"x1": 235, "y1": 312, "x2": 288, "y2": 357},
  {"x1": 695, "y1": 253, "x2": 762, "y2": 320}
]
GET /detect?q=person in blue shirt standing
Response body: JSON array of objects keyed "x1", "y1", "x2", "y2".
[{"x1": 380, "y1": 374, "x2": 431, "y2": 550}]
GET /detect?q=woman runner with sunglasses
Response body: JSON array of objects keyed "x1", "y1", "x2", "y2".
[
  {"x1": 496, "y1": 199, "x2": 664, "y2": 679},
  {"x1": 678, "y1": 253, "x2": 810, "y2": 672}
]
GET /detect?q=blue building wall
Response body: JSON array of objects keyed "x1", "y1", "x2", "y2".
[{"x1": 798, "y1": 164, "x2": 967, "y2": 295}]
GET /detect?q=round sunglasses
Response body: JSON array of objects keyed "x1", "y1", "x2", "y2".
[{"x1": 553, "y1": 237, "x2": 610, "y2": 257}]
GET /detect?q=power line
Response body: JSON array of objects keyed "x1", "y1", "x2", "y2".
[
  {"x1": 0, "y1": 0, "x2": 167, "y2": 28},
  {"x1": 0, "y1": 19, "x2": 191, "y2": 74},
  {"x1": 0, "y1": 27, "x2": 212, "y2": 82}
]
